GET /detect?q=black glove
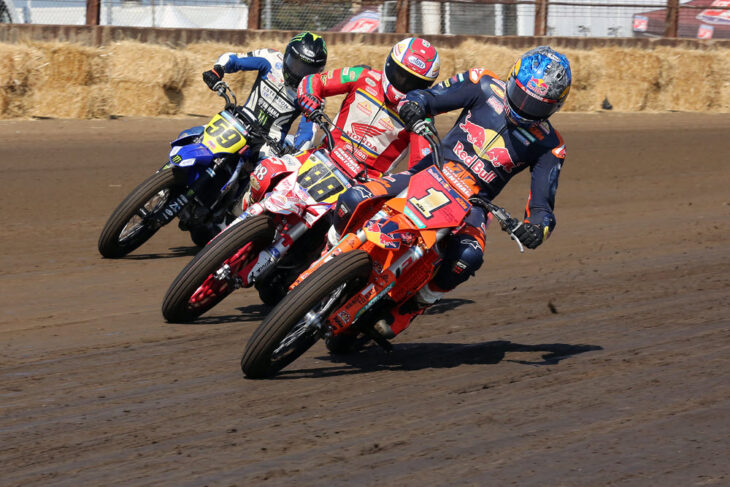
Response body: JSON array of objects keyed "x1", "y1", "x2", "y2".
[
  {"x1": 398, "y1": 101, "x2": 426, "y2": 132},
  {"x1": 202, "y1": 65, "x2": 225, "y2": 91},
  {"x1": 298, "y1": 93, "x2": 323, "y2": 117},
  {"x1": 512, "y1": 222, "x2": 545, "y2": 249}
]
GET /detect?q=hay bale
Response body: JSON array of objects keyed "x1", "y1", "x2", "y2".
[
  {"x1": 29, "y1": 86, "x2": 108, "y2": 119},
  {"x1": 0, "y1": 43, "x2": 47, "y2": 118},
  {"x1": 106, "y1": 41, "x2": 191, "y2": 90},
  {"x1": 591, "y1": 47, "x2": 663, "y2": 112},
  {"x1": 30, "y1": 41, "x2": 102, "y2": 86},
  {"x1": 653, "y1": 47, "x2": 720, "y2": 112},
  {"x1": 560, "y1": 48, "x2": 602, "y2": 112},
  {"x1": 108, "y1": 81, "x2": 179, "y2": 117}
]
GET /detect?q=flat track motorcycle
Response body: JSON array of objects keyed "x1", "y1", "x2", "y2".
[
  {"x1": 98, "y1": 82, "x2": 288, "y2": 258},
  {"x1": 240, "y1": 122, "x2": 525, "y2": 379},
  {"x1": 162, "y1": 111, "x2": 357, "y2": 322}
]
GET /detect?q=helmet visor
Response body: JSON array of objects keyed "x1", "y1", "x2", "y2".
[
  {"x1": 385, "y1": 57, "x2": 433, "y2": 94},
  {"x1": 506, "y1": 77, "x2": 560, "y2": 121},
  {"x1": 284, "y1": 55, "x2": 325, "y2": 85}
]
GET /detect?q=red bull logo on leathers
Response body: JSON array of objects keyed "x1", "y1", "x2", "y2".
[{"x1": 458, "y1": 112, "x2": 518, "y2": 173}]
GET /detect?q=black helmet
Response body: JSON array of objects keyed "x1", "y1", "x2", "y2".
[{"x1": 283, "y1": 32, "x2": 327, "y2": 88}]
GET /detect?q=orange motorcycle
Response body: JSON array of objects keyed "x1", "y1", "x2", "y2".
[{"x1": 240, "y1": 122, "x2": 524, "y2": 379}]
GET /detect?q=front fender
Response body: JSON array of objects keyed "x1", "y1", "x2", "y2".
[{"x1": 171, "y1": 126, "x2": 204, "y2": 147}]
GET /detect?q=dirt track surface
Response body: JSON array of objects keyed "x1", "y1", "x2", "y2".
[{"x1": 1, "y1": 113, "x2": 729, "y2": 486}]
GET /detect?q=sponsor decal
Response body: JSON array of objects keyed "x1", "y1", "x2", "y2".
[
  {"x1": 440, "y1": 79, "x2": 451, "y2": 89},
  {"x1": 528, "y1": 125, "x2": 546, "y2": 141},
  {"x1": 486, "y1": 146, "x2": 517, "y2": 173},
  {"x1": 351, "y1": 122, "x2": 385, "y2": 139},
  {"x1": 171, "y1": 154, "x2": 182, "y2": 164},
  {"x1": 365, "y1": 77, "x2": 377, "y2": 87},
  {"x1": 453, "y1": 141, "x2": 496, "y2": 183},
  {"x1": 493, "y1": 79, "x2": 506, "y2": 89},
  {"x1": 332, "y1": 147, "x2": 362, "y2": 176},
  {"x1": 365, "y1": 86, "x2": 378, "y2": 97},
  {"x1": 421, "y1": 147, "x2": 432, "y2": 156},
  {"x1": 527, "y1": 77, "x2": 549, "y2": 96},
  {"x1": 408, "y1": 55, "x2": 427, "y2": 71},
  {"x1": 357, "y1": 101, "x2": 373, "y2": 116},
  {"x1": 370, "y1": 71, "x2": 382, "y2": 81},
  {"x1": 552, "y1": 144, "x2": 566, "y2": 159},
  {"x1": 633, "y1": 15, "x2": 649, "y2": 32},
  {"x1": 517, "y1": 127, "x2": 537, "y2": 143},
  {"x1": 377, "y1": 116, "x2": 395, "y2": 132},
  {"x1": 337, "y1": 310, "x2": 351, "y2": 323},
  {"x1": 513, "y1": 129, "x2": 531, "y2": 146},
  {"x1": 487, "y1": 96, "x2": 504, "y2": 114},
  {"x1": 469, "y1": 68, "x2": 485, "y2": 83},
  {"x1": 698, "y1": 24, "x2": 714, "y2": 39},
  {"x1": 442, "y1": 165, "x2": 472, "y2": 196},
  {"x1": 490, "y1": 84, "x2": 505, "y2": 99},
  {"x1": 275, "y1": 61, "x2": 283, "y2": 70}
]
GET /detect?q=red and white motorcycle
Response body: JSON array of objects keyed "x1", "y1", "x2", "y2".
[{"x1": 162, "y1": 112, "x2": 357, "y2": 322}]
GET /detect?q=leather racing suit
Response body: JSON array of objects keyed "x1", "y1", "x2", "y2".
[
  {"x1": 215, "y1": 48, "x2": 316, "y2": 159},
  {"x1": 332, "y1": 68, "x2": 567, "y2": 333},
  {"x1": 247, "y1": 65, "x2": 430, "y2": 205}
]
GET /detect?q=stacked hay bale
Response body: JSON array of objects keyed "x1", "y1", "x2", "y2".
[
  {"x1": 0, "y1": 43, "x2": 45, "y2": 118},
  {"x1": 28, "y1": 42, "x2": 106, "y2": 119},
  {"x1": 105, "y1": 41, "x2": 191, "y2": 117}
]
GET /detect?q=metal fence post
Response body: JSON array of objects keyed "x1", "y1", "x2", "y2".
[
  {"x1": 85, "y1": 0, "x2": 100, "y2": 26},
  {"x1": 664, "y1": 0, "x2": 678, "y2": 37},
  {"x1": 534, "y1": 0, "x2": 548, "y2": 36},
  {"x1": 248, "y1": 0, "x2": 261, "y2": 30},
  {"x1": 396, "y1": 0, "x2": 409, "y2": 33}
]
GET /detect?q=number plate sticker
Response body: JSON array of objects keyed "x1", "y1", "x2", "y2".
[
  {"x1": 202, "y1": 111, "x2": 248, "y2": 154},
  {"x1": 296, "y1": 153, "x2": 350, "y2": 203}
]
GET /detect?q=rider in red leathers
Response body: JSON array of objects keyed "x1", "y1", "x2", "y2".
[{"x1": 245, "y1": 37, "x2": 441, "y2": 210}]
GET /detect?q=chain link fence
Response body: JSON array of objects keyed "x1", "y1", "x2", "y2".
[{"x1": 3, "y1": 0, "x2": 730, "y2": 38}]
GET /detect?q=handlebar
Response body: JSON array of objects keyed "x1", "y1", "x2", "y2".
[
  {"x1": 213, "y1": 81, "x2": 289, "y2": 157},
  {"x1": 470, "y1": 198, "x2": 525, "y2": 253},
  {"x1": 306, "y1": 109, "x2": 335, "y2": 153}
]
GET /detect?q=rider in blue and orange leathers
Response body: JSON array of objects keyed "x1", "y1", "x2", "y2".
[{"x1": 329, "y1": 46, "x2": 572, "y2": 340}]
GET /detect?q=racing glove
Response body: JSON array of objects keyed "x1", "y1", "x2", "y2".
[
  {"x1": 298, "y1": 93, "x2": 323, "y2": 118},
  {"x1": 512, "y1": 222, "x2": 546, "y2": 249},
  {"x1": 202, "y1": 65, "x2": 225, "y2": 91},
  {"x1": 398, "y1": 101, "x2": 426, "y2": 132}
]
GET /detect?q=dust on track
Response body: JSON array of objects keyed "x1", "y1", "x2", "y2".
[{"x1": 1, "y1": 113, "x2": 728, "y2": 486}]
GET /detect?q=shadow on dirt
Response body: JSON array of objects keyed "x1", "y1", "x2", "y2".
[
  {"x1": 278, "y1": 340, "x2": 603, "y2": 379},
  {"x1": 171, "y1": 304, "x2": 273, "y2": 325},
  {"x1": 122, "y1": 246, "x2": 199, "y2": 260}
]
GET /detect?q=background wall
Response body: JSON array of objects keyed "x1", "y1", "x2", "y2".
[{"x1": 0, "y1": 25, "x2": 728, "y2": 119}]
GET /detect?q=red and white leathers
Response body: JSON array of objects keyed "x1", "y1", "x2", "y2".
[{"x1": 296, "y1": 66, "x2": 432, "y2": 179}]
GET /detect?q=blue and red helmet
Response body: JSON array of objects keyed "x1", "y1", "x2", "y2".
[{"x1": 505, "y1": 46, "x2": 571, "y2": 127}]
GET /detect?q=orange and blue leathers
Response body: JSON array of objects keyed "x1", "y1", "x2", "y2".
[{"x1": 333, "y1": 68, "x2": 566, "y2": 292}]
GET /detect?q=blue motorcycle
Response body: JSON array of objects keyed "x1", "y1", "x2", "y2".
[{"x1": 98, "y1": 83, "x2": 288, "y2": 258}]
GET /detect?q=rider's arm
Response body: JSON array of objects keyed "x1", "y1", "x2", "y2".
[
  {"x1": 407, "y1": 131, "x2": 433, "y2": 168},
  {"x1": 298, "y1": 66, "x2": 368, "y2": 99},
  {"x1": 524, "y1": 134, "x2": 566, "y2": 239},
  {"x1": 406, "y1": 68, "x2": 497, "y2": 116},
  {"x1": 292, "y1": 116, "x2": 319, "y2": 150},
  {"x1": 215, "y1": 50, "x2": 273, "y2": 76}
]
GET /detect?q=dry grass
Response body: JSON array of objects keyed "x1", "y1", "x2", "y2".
[{"x1": 0, "y1": 39, "x2": 728, "y2": 119}]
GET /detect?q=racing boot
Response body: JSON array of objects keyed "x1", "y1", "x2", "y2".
[{"x1": 373, "y1": 283, "x2": 445, "y2": 339}]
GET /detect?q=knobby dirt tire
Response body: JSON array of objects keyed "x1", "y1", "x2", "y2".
[
  {"x1": 98, "y1": 169, "x2": 179, "y2": 258},
  {"x1": 241, "y1": 250, "x2": 372, "y2": 379},
  {"x1": 162, "y1": 214, "x2": 275, "y2": 323}
]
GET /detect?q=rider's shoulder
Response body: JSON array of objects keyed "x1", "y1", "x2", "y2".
[
  {"x1": 247, "y1": 48, "x2": 283, "y2": 61},
  {"x1": 533, "y1": 121, "x2": 566, "y2": 159}
]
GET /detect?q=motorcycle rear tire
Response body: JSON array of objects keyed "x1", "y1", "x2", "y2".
[
  {"x1": 241, "y1": 250, "x2": 372, "y2": 379},
  {"x1": 162, "y1": 214, "x2": 275, "y2": 323},
  {"x1": 98, "y1": 169, "x2": 179, "y2": 258}
]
